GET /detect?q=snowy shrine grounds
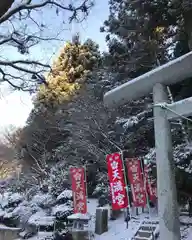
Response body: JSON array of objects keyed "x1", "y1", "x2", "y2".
[{"x1": 0, "y1": 192, "x2": 191, "y2": 240}]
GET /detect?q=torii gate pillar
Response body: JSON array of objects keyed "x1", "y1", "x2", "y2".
[
  {"x1": 153, "y1": 83, "x2": 180, "y2": 240},
  {"x1": 103, "y1": 51, "x2": 192, "y2": 240}
]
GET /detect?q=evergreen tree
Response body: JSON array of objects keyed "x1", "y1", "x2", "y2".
[
  {"x1": 102, "y1": 0, "x2": 192, "y2": 201},
  {"x1": 35, "y1": 37, "x2": 100, "y2": 108},
  {"x1": 13, "y1": 37, "x2": 101, "y2": 176},
  {"x1": 101, "y1": 0, "x2": 173, "y2": 81},
  {"x1": 101, "y1": 0, "x2": 173, "y2": 157}
]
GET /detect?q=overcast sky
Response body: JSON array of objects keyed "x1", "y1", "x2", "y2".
[{"x1": 0, "y1": 1, "x2": 108, "y2": 130}]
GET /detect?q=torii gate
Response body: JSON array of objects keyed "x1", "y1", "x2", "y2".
[{"x1": 103, "y1": 51, "x2": 192, "y2": 240}]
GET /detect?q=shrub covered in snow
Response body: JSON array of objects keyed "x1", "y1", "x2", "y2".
[
  {"x1": 0, "y1": 192, "x2": 23, "y2": 209},
  {"x1": 28, "y1": 210, "x2": 55, "y2": 231},
  {"x1": 31, "y1": 193, "x2": 56, "y2": 209},
  {"x1": 92, "y1": 183, "x2": 108, "y2": 198},
  {"x1": 7, "y1": 173, "x2": 38, "y2": 194},
  {"x1": 0, "y1": 158, "x2": 75, "y2": 237},
  {"x1": 92, "y1": 172, "x2": 110, "y2": 207},
  {"x1": 0, "y1": 187, "x2": 74, "y2": 235},
  {"x1": 56, "y1": 190, "x2": 73, "y2": 204},
  {"x1": 52, "y1": 204, "x2": 73, "y2": 221},
  {"x1": 47, "y1": 164, "x2": 70, "y2": 197}
]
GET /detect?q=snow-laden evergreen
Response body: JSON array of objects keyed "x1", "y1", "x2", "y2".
[{"x1": 0, "y1": 188, "x2": 73, "y2": 239}]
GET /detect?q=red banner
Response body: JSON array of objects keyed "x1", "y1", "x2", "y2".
[
  {"x1": 106, "y1": 152, "x2": 128, "y2": 210},
  {"x1": 149, "y1": 183, "x2": 157, "y2": 201},
  {"x1": 126, "y1": 159, "x2": 147, "y2": 207},
  {"x1": 144, "y1": 165, "x2": 157, "y2": 202},
  {"x1": 144, "y1": 165, "x2": 150, "y2": 194},
  {"x1": 70, "y1": 167, "x2": 87, "y2": 214}
]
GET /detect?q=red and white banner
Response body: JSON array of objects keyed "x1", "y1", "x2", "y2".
[
  {"x1": 149, "y1": 183, "x2": 157, "y2": 201},
  {"x1": 126, "y1": 159, "x2": 147, "y2": 207},
  {"x1": 70, "y1": 167, "x2": 87, "y2": 214},
  {"x1": 106, "y1": 152, "x2": 128, "y2": 210},
  {"x1": 144, "y1": 165, "x2": 157, "y2": 202},
  {"x1": 144, "y1": 165, "x2": 150, "y2": 194}
]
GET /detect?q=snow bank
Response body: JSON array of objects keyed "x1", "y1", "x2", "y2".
[
  {"x1": 67, "y1": 213, "x2": 91, "y2": 220},
  {"x1": 28, "y1": 211, "x2": 55, "y2": 227},
  {"x1": 52, "y1": 204, "x2": 72, "y2": 216},
  {"x1": 8, "y1": 193, "x2": 23, "y2": 205},
  {"x1": 31, "y1": 193, "x2": 55, "y2": 208},
  {"x1": 57, "y1": 190, "x2": 72, "y2": 202},
  {"x1": 20, "y1": 231, "x2": 53, "y2": 240},
  {"x1": 0, "y1": 224, "x2": 21, "y2": 230}
]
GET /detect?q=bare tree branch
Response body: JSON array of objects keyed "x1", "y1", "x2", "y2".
[
  {"x1": 0, "y1": 33, "x2": 64, "y2": 47},
  {"x1": 92, "y1": 118, "x2": 122, "y2": 152},
  {"x1": 0, "y1": 0, "x2": 92, "y2": 24},
  {"x1": 0, "y1": 59, "x2": 50, "y2": 68},
  {"x1": 0, "y1": 59, "x2": 51, "y2": 90},
  {"x1": 0, "y1": 0, "x2": 93, "y2": 90},
  {"x1": 0, "y1": 0, "x2": 14, "y2": 19}
]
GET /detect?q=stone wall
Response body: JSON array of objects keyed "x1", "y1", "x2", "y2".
[{"x1": 0, "y1": 225, "x2": 21, "y2": 240}]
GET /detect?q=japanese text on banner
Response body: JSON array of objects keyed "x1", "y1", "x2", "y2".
[
  {"x1": 126, "y1": 159, "x2": 147, "y2": 207},
  {"x1": 106, "y1": 152, "x2": 128, "y2": 210},
  {"x1": 144, "y1": 165, "x2": 157, "y2": 202},
  {"x1": 70, "y1": 167, "x2": 87, "y2": 214}
]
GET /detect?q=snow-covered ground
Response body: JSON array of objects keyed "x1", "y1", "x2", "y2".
[
  {"x1": 20, "y1": 199, "x2": 192, "y2": 240},
  {"x1": 88, "y1": 200, "x2": 156, "y2": 240},
  {"x1": 21, "y1": 232, "x2": 53, "y2": 240}
]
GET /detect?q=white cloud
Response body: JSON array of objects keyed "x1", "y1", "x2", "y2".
[{"x1": 0, "y1": 91, "x2": 33, "y2": 129}]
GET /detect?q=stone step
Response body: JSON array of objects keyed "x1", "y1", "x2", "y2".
[
  {"x1": 139, "y1": 226, "x2": 156, "y2": 231},
  {"x1": 132, "y1": 220, "x2": 159, "y2": 240},
  {"x1": 138, "y1": 230, "x2": 153, "y2": 233},
  {"x1": 132, "y1": 220, "x2": 141, "y2": 222},
  {"x1": 142, "y1": 221, "x2": 159, "y2": 225},
  {"x1": 180, "y1": 208, "x2": 188, "y2": 212},
  {"x1": 134, "y1": 237, "x2": 149, "y2": 240},
  {"x1": 180, "y1": 212, "x2": 189, "y2": 216},
  {"x1": 136, "y1": 231, "x2": 151, "y2": 238}
]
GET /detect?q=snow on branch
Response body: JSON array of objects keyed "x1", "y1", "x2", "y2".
[
  {"x1": 0, "y1": 60, "x2": 50, "y2": 90},
  {"x1": 145, "y1": 142, "x2": 192, "y2": 173},
  {"x1": 0, "y1": 0, "x2": 94, "y2": 90},
  {"x1": 115, "y1": 109, "x2": 153, "y2": 132},
  {"x1": 0, "y1": 0, "x2": 93, "y2": 24}
]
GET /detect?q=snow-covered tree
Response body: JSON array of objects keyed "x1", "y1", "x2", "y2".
[{"x1": 101, "y1": 0, "x2": 192, "y2": 201}]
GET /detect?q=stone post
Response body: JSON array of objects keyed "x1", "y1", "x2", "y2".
[
  {"x1": 95, "y1": 208, "x2": 108, "y2": 235},
  {"x1": 72, "y1": 230, "x2": 89, "y2": 240},
  {"x1": 0, "y1": 227, "x2": 21, "y2": 240}
]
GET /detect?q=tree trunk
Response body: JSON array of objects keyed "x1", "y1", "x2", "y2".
[{"x1": 0, "y1": 0, "x2": 14, "y2": 19}]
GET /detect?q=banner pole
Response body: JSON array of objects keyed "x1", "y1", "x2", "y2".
[
  {"x1": 69, "y1": 167, "x2": 76, "y2": 213},
  {"x1": 140, "y1": 158, "x2": 151, "y2": 216},
  {"x1": 83, "y1": 163, "x2": 91, "y2": 240},
  {"x1": 120, "y1": 151, "x2": 132, "y2": 227},
  {"x1": 83, "y1": 163, "x2": 88, "y2": 213},
  {"x1": 140, "y1": 158, "x2": 155, "y2": 236}
]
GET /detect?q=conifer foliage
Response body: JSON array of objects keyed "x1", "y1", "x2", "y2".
[
  {"x1": 36, "y1": 37, "x2": 100, "y2": 107},
  {"x1": 101, "y1": 0, "x2": 172, "y2": 81}
]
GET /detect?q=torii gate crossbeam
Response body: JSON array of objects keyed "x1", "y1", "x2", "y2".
[{"x1": 103, "y1": 51, "x2": 192, "y2": 240}]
